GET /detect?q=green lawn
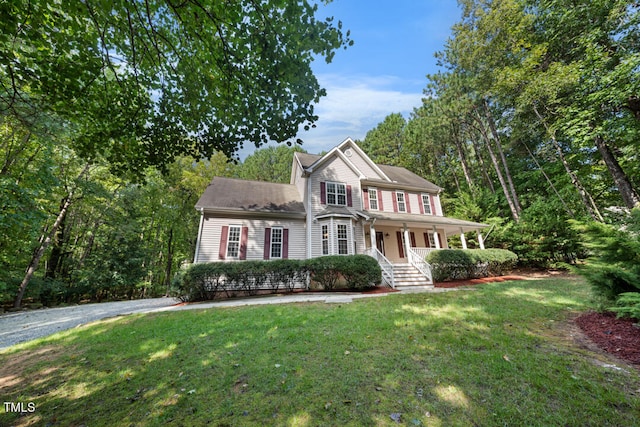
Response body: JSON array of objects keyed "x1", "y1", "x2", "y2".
[{"x1": 2, "y1": 276, "x2": 639, "y2": 426}]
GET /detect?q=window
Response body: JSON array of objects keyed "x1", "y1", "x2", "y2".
[
  {"x1": 422, "y1": 194, "x2": 432, "y2": 215},
  {"x1": 327, "y1": 182, "x2": 347, "y2": 206},
  {"x1": 321, "y1": 225, "x2": 329, "y2": 255},
  {"x1": 396, "y1": 191, "x2": 406, "y2": 213},
  {"x1": 368, "y1": 188, "x2": 378, "y2": 210},
  {"x1": 226, "y1": 225, "x2": 241, "y2": 258},
  {"x1": 337, "y1": 224, "x2": 348, "y2": 255},
  {"x1": 270, "y1": 227, "x2": 283, "y2": 259}
]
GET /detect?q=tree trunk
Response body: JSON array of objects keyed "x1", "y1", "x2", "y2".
[
  {"x1": 13, "y1": 164, "x2": 90, "y2": 308},
  {"x1": 14, "y1": 195, "x2": 74, "y2": 307},
  {"x1": 45, "y1": 198, "x2": 69, "y2": 279},
  {"x1": 451, "y1": 124, "x2": 474, "y2": 190},
  {"x1": 483, "y1": 98, "x2": 522, "y2": 215},
  {"x1": 473, "y1": 110, "x2": 520, "y2": 222},
  {"x1": 164, "y1": 228, "x2": 174, "y2": 296},
  {"x1": 594, "y1": 135, "x2": 640, "y2": 209},
  {"x1": 533, "y1": 105, "x2": 603, "y2": 221},
  {"x1": 471, "y1": 136, "x2": 495, "y2": 193}
]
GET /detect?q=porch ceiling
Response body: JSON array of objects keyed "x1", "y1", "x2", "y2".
[{"x1": 366, "y1": 211, "x2": 488, "y2": 235}]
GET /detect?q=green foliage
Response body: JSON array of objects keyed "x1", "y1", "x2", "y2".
[
  {"x1": 174, "y1": 260, "x2": 309, "y2": 302},
  {"x1": 307, "y1": 255, "x2": 381, "y2": 290},
  {"x1": 611, "y1": 292, "x2": 640, "y2": 322},
  {"x1": 426, "y1": 249, "x2": 518, "y2": 282},
  {"x1": 175, "y1": 256, "x2": 382, "y2": 302},
  {"x1": 571, "y1": 209, "x2": 640, "y2": 301},
  {"x1": 236, "y1": 145, "x2": 306, "y2": 183}
]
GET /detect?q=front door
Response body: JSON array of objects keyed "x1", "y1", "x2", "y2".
[{"x1": 375, "y1": 231, "x2": 385, "y2": 255}]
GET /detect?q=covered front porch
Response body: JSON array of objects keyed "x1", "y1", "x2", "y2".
[{"x1": 362, "y1": 212, "x2": 489, "y2": 288}]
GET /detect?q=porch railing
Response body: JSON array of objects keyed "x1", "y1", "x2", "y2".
[
  {"x1": 411, "y1": 247, "x2": 439, "y2": 259},
  {"x1": 408, "y1": 247, "x2": 433, "y2": 284},
  {"x1": 366, "y1": 247, "x2": 395, "y2": 288}
]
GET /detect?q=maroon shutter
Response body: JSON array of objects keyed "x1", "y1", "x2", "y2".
[
  {"x1": 320, "y1": 182, "x2": 326, "y2": 204},
  {"x1": 392, "y1": 191, "x2": 398, "y2": 212},
  {"x1": 263, "y1": 228, "x2": 271, "y2": 260},
  {"x1": 219, "y1": 226, "x2": 229, "y2": 260},
  {"x1": 377, "y1": 189, "x2": 384, "y2": 211},
  {"x1": 363, "y1": 188, "x2": 370, "y2": 210},
  {"x1": 405, "y1": 192, "x2": 411, "y2": 213},
  {"x1": 429, "y1": 195, "x2": 436, "y2": 216},
  {"x1": 239, "y1": 227, "x2": 248, "y2": 260},
  {"x1": 396, "y1": 231, "x2": 405, "y2": 258},
  {"x1": 419, "y1": 195, "x2": 424, "y2": 214},
  {"x1": 423, "y1": 232, "x2": 431, "y2": 248},
  {"x1": 346, "y1": 185, "x2": 352, "y2": 207},
  {"x1": 410, "y1": 232, "x2": 416, "y2": 248},
  {"x1": 283, "y1": 228, "x2": 289, "y2": 259}
]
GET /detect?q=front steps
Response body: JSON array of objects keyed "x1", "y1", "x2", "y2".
[{"x1": 392, "y1": 263, "x2": 434, "y2": 289}]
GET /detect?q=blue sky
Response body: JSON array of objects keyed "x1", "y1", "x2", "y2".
[{"x1": 240, "y1": 0, "x2": 461, "y2": 158}]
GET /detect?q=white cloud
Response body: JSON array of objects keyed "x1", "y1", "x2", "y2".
[{"x1": 298, "y1": 73, "x2": 424, "y2": 153}]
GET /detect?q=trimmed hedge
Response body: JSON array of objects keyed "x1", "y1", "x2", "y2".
[
  {"x1": 173, "y1": 255, "x2": 382, "y2": 302},
  {"x1": 426, "y1": 249, "x2": 518, "y2": 282}
]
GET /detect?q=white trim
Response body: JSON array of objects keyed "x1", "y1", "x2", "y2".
[
  {"x1": 226, "y1": 225, "x2": 242, "y2": 259},
  {"x1": 270, "y1": 226, "x2": 284, "y2": 259},
  {"x1": 421, "y1": 193, "x2": 432, "y2": 215},
  {"x1": 396, "y1": 190, "x2": 406, "y2": 213},
  {"x1": 193, "y1": 208, "x2": 205, "y2": 263},
  {"x1": 306, "y1": 174, "x2": 312, "y2": 259},
  {"x1": 326, "y1": 181, "x2": 347, "y2": 206},
  {"x1": 368, "y1": 187, "x2": 379, "y2": 211},
  {"x1": 337, "y1": 137, "x2": 391, "y2": 181}
]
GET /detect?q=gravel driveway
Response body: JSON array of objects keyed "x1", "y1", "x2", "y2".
[{"x1": 0, "y1": 298, "x2": 179, "y2": 349}]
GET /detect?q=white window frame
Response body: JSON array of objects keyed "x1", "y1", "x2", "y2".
[
  {"x1": 226, "y1": 225, "x2": 242, "y2": 259},
  {"x1": 270, "y1": 227, "x2": 283, "y2": 259},
  {"x1": 421, "y1": 194, "x2": 432, "y2": 215},
  {"x1": 321, "y1": 224, "x2": 329, "y2": 255},
  {"x1": 368, "y1": 187, "x2": 378, "y2": 210},
  {"x1": 337, "y1": 224, "x2": 348, "y2": 255},
  {"x1": 327, "y1": 182, "x2": 347, "y2": 206},
  {"x1": 396, "y1": 191, "x2": 406, "y2": 213}
]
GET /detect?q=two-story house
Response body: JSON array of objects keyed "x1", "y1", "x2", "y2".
[{"x1": 193, "y1": 138, "x2": 488, "y2": 288}]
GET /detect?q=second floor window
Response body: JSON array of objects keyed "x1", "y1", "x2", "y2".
[
  {"x1": 396, "y1": 191, "x2": 406, "y2": 213},
  {"x1": 368, "y1": 188, "x2": 378, "y2": 210},
  {"x1": 327, "y1": 182, "x2": 347, "y2": 206},
  {"x1": 422, "y1": 194, "x2": 432, "y2": 215}
]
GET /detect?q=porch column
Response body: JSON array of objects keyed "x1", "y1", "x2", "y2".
[
  {"x1": 369, "y1": 223, "x2": 377, "y2": 252},
  {"x1": 460, "y1": 228, "x2": 467, "y2": 250},
  {"x1": 478, "y1": 232, "x2": 485, "y2": 250},
  {"x1": 403, "y1": 223, "x2": 411, "y2": 260},
  {"x1": 432, "y1": 226, "x2": 441, "y2": 249}
]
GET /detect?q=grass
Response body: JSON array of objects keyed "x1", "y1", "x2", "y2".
[{"x1": 1, "y1": 276, "x2": 639, "y2": 426}]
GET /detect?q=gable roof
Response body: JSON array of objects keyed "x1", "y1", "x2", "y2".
[
  {"x1": 196, "y1": 177, "x2": 305, "y2": 216},
  {"x1": 293, "y1": 150, "x2": 441, "y2": 192}
]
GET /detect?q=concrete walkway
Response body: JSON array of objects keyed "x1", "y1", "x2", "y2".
[{"x1": 1, "y1": 287, "x2": 454, "y2": 350}]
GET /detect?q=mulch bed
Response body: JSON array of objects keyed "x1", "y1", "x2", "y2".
[
  {"x1": 434, "y1": 275, "x2": 529, "y2": 288},
  {"x1": 575, "y1": 311, "x2": 640, "y2": 366}
]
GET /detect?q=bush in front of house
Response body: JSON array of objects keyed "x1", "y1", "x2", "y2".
[
  {"x1": 307, "y1": 255, "x2": 381, "y2": 290},
  {"x1": 426, "y1": 249, "x2": 518, "y2": 282},
  {"x1": 173, "y1": 255, "x2": 382, "y2": 302}
]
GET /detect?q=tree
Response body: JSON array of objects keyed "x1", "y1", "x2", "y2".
[
  {"x1": 358, "y1": 113, "x2": 409, "y2": 167},
  {"x1": 0, "y1": 0, "x2": 353, "y2": 174},
  {"x1": 236, "y1": 145, "x2": 306, "y2": 183}
]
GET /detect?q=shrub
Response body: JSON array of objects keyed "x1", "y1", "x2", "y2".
[
  {"x1": 426, "y1": 249, "x2": 518, "y2": 282},
  {"x1": 306, "y1": 257, "x2": 342, "y2": 290},
  {"x1": 338, "y1": 255, "x2": 381, "y2": 290},
  {"x1": 611, "y1": 292, "x2": 640, "y2": 321},
  {"x1": 571, "y1": 209, "x2": 640, "y2": 301}
]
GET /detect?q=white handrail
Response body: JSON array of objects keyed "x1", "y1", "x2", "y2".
[
  {"x1": 366, "y1": 247, "x2": 395, "y2": 288},
  {"x1": 408, "y1": 247, "x2": 433, "y2": 284}
]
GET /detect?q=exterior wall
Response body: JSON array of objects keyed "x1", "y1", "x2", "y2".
[
  {"x1": 309, "y1": 154, "x2": 367, "y2": 258},
  {"x1": 364, "y1": 187, "x2": 443, "y2": 217},
  {"x1": 339, "y1": 144, "x2": 382, "y2": 179},
  {"x1": 365, "y1": 224, "x2": 449, "y2": 263},
  {"x1": 195, "y1": 215, "x2": 306, "y2": 263}
]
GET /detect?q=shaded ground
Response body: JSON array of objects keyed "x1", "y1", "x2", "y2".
[{"x1": 436, "y1": 272, "x2": 640, "y2": 368}]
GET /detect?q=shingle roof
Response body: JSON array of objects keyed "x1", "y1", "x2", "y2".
[
  {"x1": 293, "y1": 152, "x2": 441, "y2": 191},
  {"x1": 195, "y1": 177, "x2": 305, "y2": 214}
]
